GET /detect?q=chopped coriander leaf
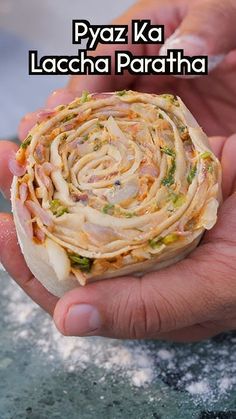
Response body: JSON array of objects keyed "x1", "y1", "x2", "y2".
[
  {"x1": 83, "y1": 134, "x2": 89, "y2": 142},
  {"x1": 69, "y1": 253, "x2": 93, "y2": 272},
  {"x1": 96, "y1": 122, "x2": 103, "y2": 129},
  {"x1": 160, "y1": 146, "x2": 176, "y2": 157},
  {"x1": 200, "y1": 151, "x2": 212, "y2": 159},
  {"x1": 80, "y1": 90, "x2": 90, "y2": 103},
  {"x1": 125, "y1": 212, "x2": 135, "y2": 218},
  {"x1": 149, "y1": 233, "x2": 179, "y2": 248},
  {"x1": 116, "y1": 90, "x2": 127, "y2": 96},
  {"x1": 179, "y1": 125, "x2": 186, "y2": 133},
  {"x1": 102, "y1": 203, "x2": 115, "y2": 214},
  {"x1": 50, "y1": 199, "x2": 69, "y2": 217},
  {"x1": 159, "y1": 113, "x2": 164, "y2": 119},
  {"x1": 161, "y1": 158, "x2": 176, "y2": 186},
  {"x1": 161, "y1": 94, "x2": 179, "y2": 107},
  {"x1": 61, "y1": 113, "x2": 77, "y2": 123},
  {"x1": 21, "y1": 135, "x2": 32, "y2": 149},
  {"x1": 149, "y1": 237, "x2": 163, "y2": 249},
  {"x1": 187, "y1": 165, "x2": 197, "y2": 184}
]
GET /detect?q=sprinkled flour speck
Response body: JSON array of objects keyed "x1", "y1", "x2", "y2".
[
  {"x1": 186, "y1": 380, "x2": 210, "y2": 396},
  {"x1": 157, "y1": 349, "x2": 174, "y2": 361},
  {"x1": 131, "y1": 369, "x2": 154, "y2": 387},
  {"x1": 1, "y1": 271, "x2": 236, "y2": 409}
]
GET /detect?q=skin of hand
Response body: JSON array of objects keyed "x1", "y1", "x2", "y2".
[
  {"x1": 1, "y1": 136, "x2": 236, "y2": 341},
  {"x1": 1, "y1": 0, "x2": 236, "y2": 341},
  {"x1": 18, "y1": 0, "x2": 236, "y2": 140}
]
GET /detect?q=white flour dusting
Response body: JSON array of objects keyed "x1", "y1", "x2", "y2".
[
  {"x1": 186, "y1": 380, "x2": 210, "y2": 396},
  {"x1": 1, "y1": 271, "x2": 236, "y2": 406},
  {"x1": 3, "y1": 278, "x2": 155, "y2": 388}
]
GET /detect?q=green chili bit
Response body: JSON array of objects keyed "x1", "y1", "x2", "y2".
[
  {"x1": 161, "y1": 94, "x2": 179, "y2": 107},
  {"x1": 161, "y1": 158, "x2": 176, "y2": 186},
  {"x1": 187, "y1": 165, "x2": 197, "y2": 184},
  {"x1": 21, "y1": 135, "x2": 32, "y2": 149},
  {"x1": 61, "y1": 113, "x2": 77, "y2": 123},
  {"x1": 162, "y1": 233, "x2": 179, "y2": 245},
  {"x1": 169, "y1": 191, "x2": 186, "y2": 208},
  {"x1": 49, "y1": 199, "x2": 69, "y2": 217},
  {"x1": 149, "y1": 237, "x2": 163, "y2": 249},
  {"x1": 69, "y1": 253, "x2": 93, "y2": 272},
  {"x1": 179, "y1": 125, "x2": 186, "y2": 133},
  {"x1": 116, "y1": 90, "x2": 127, "y2": 96},
  {"x1": 149, "y1": 233, "x2": 179, "y2": 249},
  {"x1": 102, "y1": 204, "x2": 115, "y2": 215},
  {"x1": 208, "y1": 164, "x2": 213, "y2": 173},
  {"x1": 125, "y1": 212, "x2": 135, "y2": 218},
  {"x1": 80, "y1": 90, "x2": 90, "y2": 103},
  {"x1": 160, "y1": 146, "x2": 176, "y2": 157},
  {"x1": 200, "y1": 151, "x2": 212, "y2": 159}
]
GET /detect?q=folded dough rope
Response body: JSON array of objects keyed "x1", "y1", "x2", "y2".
[{"x1": 11, "y1": 90, "x2": 221, "y2": 297}]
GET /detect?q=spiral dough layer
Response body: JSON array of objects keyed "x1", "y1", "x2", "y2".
[{"x1": 11, "y1": 90, "x2": 221, "y2": 297}]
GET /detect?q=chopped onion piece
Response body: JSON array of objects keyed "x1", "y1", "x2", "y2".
[
  {"x1": 15, "y1": 199, "x2": 33, "y2": 239},
  {"x1": 45, "y1": 238, "x2": 70, "y2": 282},
  {"x1": 9, "y1": 156, "x2": 26, "y2": 177},
  {"x1": 25, "y1": 200, "x2": 53, "y2": 227}
]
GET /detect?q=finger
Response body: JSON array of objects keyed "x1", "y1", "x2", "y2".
[
  {"x1": 208, "y1": 136, "x2": 226, "y2": 160},
  {"x1": 18, "y1": 111, "x2": 40, "y2": 141},
  {"x1": 160, "y1": 0, "x2": 236, "y2": 72},
  {"x1": 53, "y1": 252, "x2": 229, "y2": 339},
  {"x1": 45, "y1": 88, "x2": 77, "y2": 109},
  {"x1": 68, "y1": 0, "x2": 182, "y2": 93},
  {"x1": 0, "y1": 140, "x2": 18, "y2": 200},
  {"x1": 203, "y1": 134, "x2": 236, "y2": 244},
  {"x1": 18, "y1": 89, "x2": 78, "y2": 142},
  {"x1": 157, "y1": 318, "x2": 236, "y2": 342},
  {"x1": 0, "y1": 214, "x2": 58, "y2": 315},
  {"x1": 220, "y1": 133, "x2": 236, "y2": 199}
]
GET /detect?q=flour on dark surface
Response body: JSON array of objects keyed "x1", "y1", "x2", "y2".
[{"x1": 0, "y1": 268, "x2": 236, "y2": 418}]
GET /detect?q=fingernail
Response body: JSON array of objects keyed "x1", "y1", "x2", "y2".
[
  {"x1": 46, "y1": 89, "x2": 76, "y2": 108},
  {"x1": 159, "y1": 34, "x2": 225, "y2": 72},
  {"x1": 64, "y1": 304, "x2": 101, "y2": 336},
  {"x1": 160, "y1": 34, "x2": 207, "y2": 56}
]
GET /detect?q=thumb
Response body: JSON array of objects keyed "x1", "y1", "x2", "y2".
[
  {"x1": 53, "y1": 134, "x2": 236, "y2": 340},
  {"x1": 53, "y1": 256, "x2": 226, "y2": 339},
  {"x1": 160, "y1": 0, "x2": 236, "y2": 71}
]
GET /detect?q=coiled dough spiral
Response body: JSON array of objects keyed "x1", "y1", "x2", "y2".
[{"x1": 11, "y1": 90, "x2": 221, "y2": 297}]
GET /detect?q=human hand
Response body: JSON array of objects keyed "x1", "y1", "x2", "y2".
[
  {"x1": 19, "y1": 0, "x2": 236, "y2": 141},
  {"x1": 2, "y1": 0, "x2": 236, "y2": 341},
  {"x1": 1, "y1": 134, "x2": 236, "y2": 341}
]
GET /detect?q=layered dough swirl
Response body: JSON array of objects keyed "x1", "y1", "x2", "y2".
[{"x1": 11, "y1": 91, "x2": 221, "y2": 297}]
